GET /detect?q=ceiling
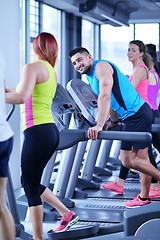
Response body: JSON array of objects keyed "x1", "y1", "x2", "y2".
[{"x1": 42, "y1": 0, "x2": 160, "y2": 26}]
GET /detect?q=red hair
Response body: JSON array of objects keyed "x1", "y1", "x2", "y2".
[{"x1": 33, "y1": 32, "x2": 58, "y2": 68}]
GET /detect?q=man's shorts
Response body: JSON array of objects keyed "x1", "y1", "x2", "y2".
[{"x1": 121, "y1": 103, "x2": 153, "y2": 151}]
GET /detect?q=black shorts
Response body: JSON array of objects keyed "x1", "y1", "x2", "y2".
[
  {"x1": 0, "y1": 137, "x2": 13, "y2": 177},
  {"x1": 121, "y1": 103, "x2": 153, "y2": 151}
]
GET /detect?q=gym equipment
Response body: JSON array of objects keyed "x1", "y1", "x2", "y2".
[
  {"x1": 65, "y1": 79, "x2": 142, "y2": 201},
  {"x1": 67, "y1": 78, "x2": 113, "y2": 178},
  {"x1": 83, "y1": 234, "x2": 159, "y2": 240},
  {"x1": 82, "y1": 204, "x2": 160, "y2": 239},
  {"x1": 66, "y1": 79, "x2": 160, "y2": 200},
  {"x1": 46, "y1": 84, "x2": 151, "y2": 238},
  {"x1": 44, "y1": 84, "x2": 100, "y2": 239},
  {"x1": 48, "y1": 225, "x2": 99, "y2": 240},
  {"x1": 66, "y1": 80, "x2": 160, "y2": 239},
  {"x1": 6, "y1": 104, "x2": 32, "y2": 239},
  {"x1": 124, "y1": 202, "x2": 160, "y2": 236},
  {"x1": 6, "y1": 102, "x2": 99, "y2": 240},
  {"x1": 7, "y1": 170, "x2": 32, "y2": 239},
  {"x1": 51, "y1": 84, "x2": 125, "y2": 235}
]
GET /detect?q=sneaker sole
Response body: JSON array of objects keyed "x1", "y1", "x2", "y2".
[
  {"x1": 124, "y1": 202, "x2": 151, "y2": 208},
  {"x1": 66, "y1": 215, "x2": 80, "y2": 230},
  {"x1": 149, "y1": 195, "x2": 160, "y2": 198},
  {"x1": 126, "y1": 177, "x2": 139, "y2": 181},
  {"x1": 57, "y1": 215, "x2": 80, "y2": 232}
]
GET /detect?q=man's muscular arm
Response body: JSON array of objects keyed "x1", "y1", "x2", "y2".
[{"x1": 88, "y1": 61, "x2": 114, "y2": 140}]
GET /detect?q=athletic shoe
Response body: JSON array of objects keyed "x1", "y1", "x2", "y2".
[
  {"x1": 101, "y1": 181, "x2": 124, "y2": 194},
  {"x1": 124, "y1": 194, "x2": 151, "y2": 208},
  {"x1": 126, "y1": 170, "x2": 139, "y2": 181},
  {"x1": 54, "y1": 211, "x2": 79, "y2": 232},
  {"x1": 149, "y1": 186, "x2": 160, "y2": 198}
]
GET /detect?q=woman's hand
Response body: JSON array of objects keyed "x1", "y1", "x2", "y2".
[{"x1": 5, "y1": 87, "x2": 16, "y2": 93}]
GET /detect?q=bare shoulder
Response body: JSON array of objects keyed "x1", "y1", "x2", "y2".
[
  {"x1": 136, "y1": 64, "x2": 148, "y2": 73},
  {"x1": 25, "y1": 61, "x2": 47, "y2": 68},
  {"x1": 134, "y1": 65, "x2": 146, "y2": 76},
  {"x1": 23, "y1": 62, "x2": 36, "y2": 71},
  {"x1": 96, "y1": 61, "x2": 113, "y2": 74},
  {"x1": 149, "y1": 71, "x2": 158, "y2": 85},
  {"x1": 23, "y1": 61, "x2": 47, "y2": 74},
  {"x1": 97, "y1": 61, "x2": 111, "y2": 68}
]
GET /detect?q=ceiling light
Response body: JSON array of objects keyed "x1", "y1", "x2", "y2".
[{"x1": 101, "y1": 13, "x2": 129, "y2": 26}]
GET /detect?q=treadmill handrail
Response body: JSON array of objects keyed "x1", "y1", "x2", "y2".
[
  {"x1": 6, "y1": 104, "x2": 21, "y2": 224},
  {"x1": 57, "y1": 129, "x2": 152, "y2": 150},
  {"x1": 6, "y1": 104, "x2": 15, "y2": 121},
  {"x1": 111, "y1": 122, "x2": 160, "y2": 133}
]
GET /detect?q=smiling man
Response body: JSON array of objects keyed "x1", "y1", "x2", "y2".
[{"x1": 69, "y1": 47, "x2": 160, "y2": 207}]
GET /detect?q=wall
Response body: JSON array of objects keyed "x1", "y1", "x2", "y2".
[{"x1": 0, "y1": 0, "x2": 21, "y2": 190}]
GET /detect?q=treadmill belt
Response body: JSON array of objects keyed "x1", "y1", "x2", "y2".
[
  {"x1": 71, "y1": 198, "x2": 125, "y2": 223},
  {"x1": 70, "y1": 207, "x2": 124, "y2": 223},
  {"x1": 75, "y1": 221, "x2": 124, "y2": 235},
  {"x1": 82, "y1": 182, "x2": 141, "y2": 199},
  {"x1": 99, "y1": 174, "x2": 139, "y2": 183}
]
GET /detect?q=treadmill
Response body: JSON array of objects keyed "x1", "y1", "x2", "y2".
[
  {"x1": 6, "y1": 104, "x2": 32, "y2": 239},
  {"x1": 46, "y1": 83, "x2": 151, "y2": 238},
  {"x1": 66, "y1": 79, "x2": 142, "y2": 200},
  {"x1": 12, "y1": 87, "x2": 100, "y2": 239}
]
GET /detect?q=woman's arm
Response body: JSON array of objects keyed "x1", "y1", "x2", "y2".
[
  {"x1": 148, "y1": 71, "x2": 158, "y2": 85},
  {"x1": 5, "y1": 63, "x2": 37, "y2": 104},
  {"x1": 131, "y1": 66, "x2": 148, "y2": 89}
]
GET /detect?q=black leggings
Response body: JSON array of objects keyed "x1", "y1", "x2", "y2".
[{"x1": 21, "y1": 123, "x2": 59, "y2": 207}]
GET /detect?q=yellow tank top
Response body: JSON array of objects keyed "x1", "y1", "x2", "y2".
[{"x1": 20, "y1": 60, "x2": 57, "y2": 131}]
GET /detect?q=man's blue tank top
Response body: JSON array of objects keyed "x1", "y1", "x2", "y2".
[{"x1": 86, "y1": 60, "x2": 145, "y2": 120}]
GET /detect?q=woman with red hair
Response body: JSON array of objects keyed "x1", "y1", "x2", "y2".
[{"x1": 5, "y1": 32, "x2": 79, "y2": 240}]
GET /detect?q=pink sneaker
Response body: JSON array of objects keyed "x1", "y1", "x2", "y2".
[
  {"x1": 101, "y1": 181, "x2": 124, "y2": 194},
  {"x1": 54, "y1": 211, "x2": 79, "y2": 232},
  {"x1": 149, "y1": 187, "x2": 160, "y2": 198},
  {"x1": 124, "y1": 195, "x2": 151, "y2": 208}
]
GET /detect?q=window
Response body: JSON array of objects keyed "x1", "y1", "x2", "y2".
[
  {"x1": 30, "y1": 0, "x2": 39, "y2": 38},
  {"x1": 28, "y1": 1, "x2": 61, "y2": 78},
  {"x1": 43, "y1": 4, "x2": 61, "y2": 81},
  {"x1": 29, "y1": 0, "x2": 40, "y2": 62},
  {"x1": 100, "y1": 23, "x2": 160, "y2": 76},
  {"x1": 101, "y1": 24, "x2": 134, "y2": 75},
  {"x1": 42, "y1": 5, "x2": 61, "y2": 41},
  {"x1": 135, "y1": 24, "x2": 159, "y2": 52},
  {"x1": 82, "y1": 19, "x2": 94, "y2": 56}
]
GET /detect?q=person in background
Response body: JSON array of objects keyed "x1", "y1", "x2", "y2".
[
  {"x1": 146, "y1": 43, "x2": 160, "y2": 111},
  {"x1": 102, "y1": 40, "x2": 160, "y2": 205},
  {"x1": 0, "y1": 50, "x2": 15, "y2": 240},
  {"x1": 5, "y1": 32, "x2": 79, "y2": 240},
  {"x1": 147, "y1": 45, "x2": 160, "y2": 197},
  {"x1": 147, "y1": 46, "x2": 160, "y2": 121},
  {"x1": 146, "y1": 43, "x2": 160, "y2": 70}
]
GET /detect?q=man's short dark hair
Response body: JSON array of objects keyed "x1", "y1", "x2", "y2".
[{"x1": 69, "y1": 47, "x2": 90, "y2": 58}]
